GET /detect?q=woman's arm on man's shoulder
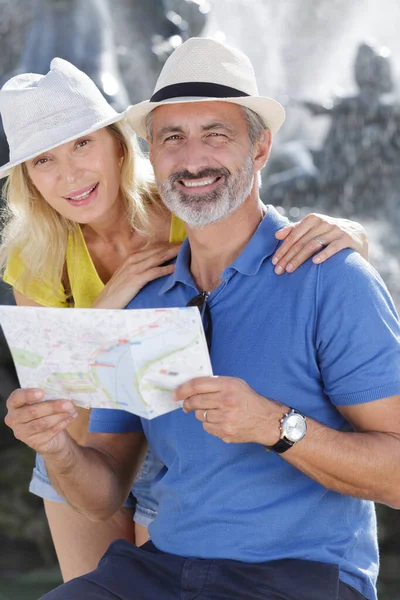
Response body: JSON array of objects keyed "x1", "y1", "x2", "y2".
[{"x1": 273, "y1": 213, "x2": 368, "y2": 274}]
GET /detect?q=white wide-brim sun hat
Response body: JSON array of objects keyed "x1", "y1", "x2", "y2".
[
  {"x1": 0, "y1": 58, "x2": 126, "y2": 180},
  {"x1": 127, "y1": 37, "x2": 285, "y2": 140}
]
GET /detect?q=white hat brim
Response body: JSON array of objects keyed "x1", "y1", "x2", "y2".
[
  {"x1": 126, "y1": 96, "x2": 286, "y2": 140},
  {"x1": 0, "y1": 110, "x2": 126, "y2": 180}
]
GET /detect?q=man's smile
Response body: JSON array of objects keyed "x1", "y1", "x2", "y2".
[
  {"x1": 180, "y1": 175, "x2": 222, "y2": 188},
  {"x1": 176, "y1": 175, "x2": 225, "y2": 194}
]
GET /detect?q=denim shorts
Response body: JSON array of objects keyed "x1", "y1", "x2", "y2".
[{"x1": 29, "y1": 448, "x2": 162, "y2": 528}]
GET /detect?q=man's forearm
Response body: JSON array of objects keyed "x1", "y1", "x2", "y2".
[
  {"x1": 43, "y1": 437, "x2": 129, "y2": 521},
  {"x1": 176, "y1": 376, "x2": 400, "y2": 507},
  {"x1": 279, "y1": 418, "x2": 400, "y2": 508}
]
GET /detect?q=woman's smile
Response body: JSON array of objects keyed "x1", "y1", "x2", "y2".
[{"x1": 64, "y1": 182, "x2": 99, "y2": 206}]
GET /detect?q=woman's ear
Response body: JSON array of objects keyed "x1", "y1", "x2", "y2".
[{"x1": 118, "y1": 142, "x2": 125, "y2": 167}]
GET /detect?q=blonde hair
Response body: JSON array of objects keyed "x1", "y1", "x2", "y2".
[{"x1": 0, "y1": 120, "x2": 163, "y2": 301}]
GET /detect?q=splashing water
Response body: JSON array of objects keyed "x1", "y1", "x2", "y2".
[{"x1": 204, "y1": 0, "x2": 400, "y2": 306}]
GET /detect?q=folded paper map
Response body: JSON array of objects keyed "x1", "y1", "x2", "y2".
[{"x1": 0, "y1": 306, "x2": 213, "y2": 419}]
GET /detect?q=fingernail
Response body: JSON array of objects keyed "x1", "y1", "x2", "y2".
[
  {"x1": 72, "y1": 412, "x2": 78, "y2": 419},
  {"x1": 33, "y1": 390, "x2": 44, "y2": 399},
  {"x1": 274, "y1": 265, "x2": 284, "y2": 274},
  {"x1": 286, "y1": 263, "x2": 294, "y2": 272},
  {"x1": 272, "y1": 256, "x2": 278, "y2": 265},
  {"x1": 313, "y1": 256, "x2": 321, "y2": 263},
  {"x1": 62, "y1": 401, "x2": 74, "y2": 411}
]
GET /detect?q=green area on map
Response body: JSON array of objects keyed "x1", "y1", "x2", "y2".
[
  {"x1": 12, "y1": 348, "x2": 43, "y2": 368},
  {"x1": 49, "y1": 372, "x2": 97, "y2": 394}
]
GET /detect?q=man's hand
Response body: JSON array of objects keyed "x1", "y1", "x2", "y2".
[
  {"x1": 4, "y1": 388, "x2": 78, "y2": 456},
  {"x1": 5, "y1": 390, "x2": 148, "y2": 520},
  {"x1": 272, "y1": 213, "x2": 369, "y2": 274},
  {"x1": 175, "y1": 376, "x2": 286, "y2": 445}
]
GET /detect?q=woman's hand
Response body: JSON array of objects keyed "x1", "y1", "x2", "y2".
[
  {"x1": 92, "y1": 242, "x2": 181, "y2": 309},
  {"x1": 272, "y1": 213, "x2": 368, "y2": 274}
]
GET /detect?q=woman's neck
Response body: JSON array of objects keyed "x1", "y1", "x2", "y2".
[
  {"x1": 81, "y1": 198, "x2": 132, "y2": 247},
  {"x1": 81, "y1": 198, "x2": 172, "y2": 257}
]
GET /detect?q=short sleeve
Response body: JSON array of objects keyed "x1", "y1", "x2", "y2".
[
  {"x1": 4, "y1": 252, "x2": 68, "y2": 308},
  {"x1": 316, "y1": 251, "x2": 400, "y2": 406},
  {"x1": 89, "y1": 408, "x2": 143, "y2": 433}
]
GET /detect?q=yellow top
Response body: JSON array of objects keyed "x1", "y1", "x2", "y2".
[{"x1": 3, "y1": 214, "x2": 186, "y2": 308}]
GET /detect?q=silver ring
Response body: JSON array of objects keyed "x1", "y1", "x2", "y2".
[
  {"x1": 314, "y1": 237, "x2": 325, "y2": 248},
  {"x1": 203, "y1": 409, "x2": 209, "y2": 422}
]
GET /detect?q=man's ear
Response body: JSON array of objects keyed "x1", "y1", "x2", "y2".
[{"x1": 253, "y1": 129, "x2": 272, "y2": 171}]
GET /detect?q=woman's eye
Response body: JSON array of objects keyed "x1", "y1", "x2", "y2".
[
  {"x1": 34, "y1": 157, "x2": 49, "y2": 166},
  {"x1": 76, "y1": 139, "x2": 90, "y2": 148}
]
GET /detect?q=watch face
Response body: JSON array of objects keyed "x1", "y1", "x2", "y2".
[{"x1": 284, "y1": 413, "x2": 306, "y2": 442}]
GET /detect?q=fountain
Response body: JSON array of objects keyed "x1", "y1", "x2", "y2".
[{"x1": 203, "y1": 0, "x2": 400, "y2": 309}]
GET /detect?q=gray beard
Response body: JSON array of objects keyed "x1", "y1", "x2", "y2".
[{"x1": 157, "y1": 154, "x2": 255, "y2": 228}]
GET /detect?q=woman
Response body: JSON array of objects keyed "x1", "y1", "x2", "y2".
[{"x1": 0, "y1": 58, "x2": 368, "y2": 581}]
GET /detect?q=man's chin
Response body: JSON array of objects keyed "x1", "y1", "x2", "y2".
[
  {"x1": 160, "y1": 188, "x2": 235, "y2": 227},
  {"x1": 177, "y1": 189, "x2": 221, "y2": 204},
  {"x1": 175, "y1": 205, "x2": 232, "y2": 229}
]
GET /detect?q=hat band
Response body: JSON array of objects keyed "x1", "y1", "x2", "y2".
[{"x1": 151, "y1": 82, "x2": 250, "y2": 103}]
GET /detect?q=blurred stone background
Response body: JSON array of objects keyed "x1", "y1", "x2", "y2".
[{"x1": 1, "y1": 0, "x2": 400, "y2": 598}]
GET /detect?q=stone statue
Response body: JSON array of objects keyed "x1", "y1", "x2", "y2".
[
  {"x1": 305, "y1": 42, "x2": 400, "y2": 213},
  {"x1": 264, "y1": 41, "x2": 400, "y2": 217}
]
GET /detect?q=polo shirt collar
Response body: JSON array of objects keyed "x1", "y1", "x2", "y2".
[
  {"x1": 228, "y1": 205, "x2": 288, "y2": 276},
  {"x1": 159, "y1": 237, "x2": 195, "y2": 294},
  {"x1": 159, "y1": 205, "x2": 289, "y2": 294}
]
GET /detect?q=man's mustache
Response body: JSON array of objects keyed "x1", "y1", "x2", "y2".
[{"x1": 169, "y1": 167, "x2": 230, "y2": 184}]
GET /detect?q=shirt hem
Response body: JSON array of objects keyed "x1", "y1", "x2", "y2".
[
  {"x1": 3, "y1": 274, "x2": 66, "y2": 307},
  {"x1": 89, "y1": 420, "x2": 143, "y2": 433}
]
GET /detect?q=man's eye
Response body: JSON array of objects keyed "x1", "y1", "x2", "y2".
[
  {"x1": 207, "y1": 132, "x2": 226, "y2": 138},
  {"x1": 165, "y1": 135, "x2": 182, "y2": 142}
]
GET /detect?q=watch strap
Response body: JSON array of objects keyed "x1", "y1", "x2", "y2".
[
  {"x1": 269, "y1": 437, "x2": 294, "y2": 454},
  {"x1": 265, "y1": 407, "x2": 306, "y2": 454}
]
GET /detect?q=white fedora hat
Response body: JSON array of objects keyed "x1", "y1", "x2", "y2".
[
  {"x1": 0, "y1": 58, "x2": 126, "y2": 179},
  {"x1": 126, "y1": 37, "x2": 285, "y2": 140}
]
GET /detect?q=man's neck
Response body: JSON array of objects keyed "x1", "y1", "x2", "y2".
[{"x1": 186, "y1": 194, "x2": 267, "y2": 292}]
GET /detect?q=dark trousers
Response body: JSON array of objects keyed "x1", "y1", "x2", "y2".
[{"x1": 41, "y1": 539, "x2": 368, "y2": 600}]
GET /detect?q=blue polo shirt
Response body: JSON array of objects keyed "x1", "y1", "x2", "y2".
[{"x1": 90, "y1": 206, "x2": 400, "y2": 600}]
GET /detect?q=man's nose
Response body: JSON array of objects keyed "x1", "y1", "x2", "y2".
[{"x1": 180, "y1": 138, "x2": 211, "y2": 173}]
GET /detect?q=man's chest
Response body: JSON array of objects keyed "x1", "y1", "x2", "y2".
[{"x1": 132, "y1": 271, "x2": 322, "y2": 405}]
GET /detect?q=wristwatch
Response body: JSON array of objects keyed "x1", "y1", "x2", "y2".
[{"x1": 265, "y1": 408, "x2": 307, "y2": 454}]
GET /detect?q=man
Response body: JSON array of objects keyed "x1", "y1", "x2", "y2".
[{"x1": 5, "y1": 38, "x2": 400, "y2": 600}]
